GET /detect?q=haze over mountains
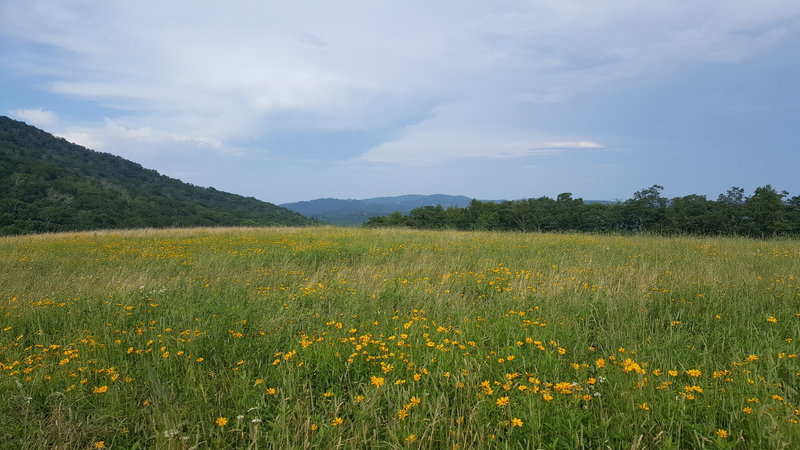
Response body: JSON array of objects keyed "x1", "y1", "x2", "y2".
[{"x1": 0, "y1": 116, "x2": 315, "y2": 235}]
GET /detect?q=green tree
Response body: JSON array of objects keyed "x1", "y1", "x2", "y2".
[
  {"x1": 621, "y1": 185, "x2": 667, "y2": 232},
  {"x1": 742, "y1": 185, "x2": 791, "y2": 236}
]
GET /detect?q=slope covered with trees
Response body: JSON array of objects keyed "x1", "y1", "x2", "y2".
[
  {"x1": 365, "y1": 185, "x2": 800, "y2": 237},
  {"x1": 0, "y1": 116, "x2": 316, "y2": 235}
]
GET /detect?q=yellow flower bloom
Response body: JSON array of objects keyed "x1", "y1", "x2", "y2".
[
  {"x1": 371, "y1": 376, "x2": 385, "y2": 388},
  {"x1": 93, "y1": 385, "x2": 108, "y2": 394},
  {"x1": 94, "y1": 441, "x2": 105, "y2": 449},
  {"x1": 510, "y1": 418, "x2": 523, "y2": 427},
  {"x1": 405, "y1": 434, "x2": 417, "y2": 442},
  {"x1": 716, "y1": 429, "x2": 728, "y2": 438},
  {"x1": 595, "y1": 358, "x2": 606, "y2": 369},
  {"x1": 622, "y1": 358, "x2": 645, "y2": 374},
  {"x1": 496, "y1": 396, "x2": 510, "y2": 407},
  {"x1": 331, "y1": 417, "x2": 344, "y2": 427},
  {"x1": 216, "y1": 417, "x2": 228, "y2": 426}
]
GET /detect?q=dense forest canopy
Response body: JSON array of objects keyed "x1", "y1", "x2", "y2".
[
  {"x1": 364, "y1": 185, "x2": 800, "y2": 237},
  {"x1": 0, "y1": 116, "x2": 316, "y2": 236}
]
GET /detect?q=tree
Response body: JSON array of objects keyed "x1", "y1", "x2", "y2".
[
  {"x1": 407, "y1": 205, "x2": 446, "y2": 229},
  {"x1": 743, "y1": 185, "x2": 791, "y2": 236},
  {"x1": 621, "y1": 185, "x2": 667, "y2": 232},
  {"x1": 666, "y1": 194, "x2": 715, "y2": 235}
]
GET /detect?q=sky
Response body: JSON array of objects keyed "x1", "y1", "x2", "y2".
[{"x1": 1, "y1": 1, "x2": 799, "y2": 204}]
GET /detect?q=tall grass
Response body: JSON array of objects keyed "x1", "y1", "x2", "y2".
[{"x1": 1, "y1": 227, "x2": 798, "y2": 448}]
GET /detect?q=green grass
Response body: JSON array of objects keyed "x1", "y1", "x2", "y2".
[{"x1": 1, "y1": 227, "x2": 799, "y2": 448}]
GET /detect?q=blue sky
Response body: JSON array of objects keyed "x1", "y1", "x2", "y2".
[{"x1": 1, "y1": 1, "x2": 799, "y2": 204}]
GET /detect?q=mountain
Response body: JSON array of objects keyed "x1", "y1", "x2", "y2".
[
  {"x1": 281, "y1": 194, "x2": 476, "y2": 226},
  {"x1": 0, "y1": 116, "x2": 316, "y2": 236},
  {"x1": 282, "y1": 195, "x2": 615, "y2": 226}
]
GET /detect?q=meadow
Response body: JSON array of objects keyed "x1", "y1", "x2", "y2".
[{"x1": 1, "y1": 227, "x2": 798, "y2": 449}]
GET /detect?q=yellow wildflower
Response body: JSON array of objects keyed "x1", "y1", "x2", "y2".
[
  {"x1": 595, "y1": 358, "x2": 606, "y2": 369},
  {"x1": 371, "y1": 376, "x2": 385, "y2": 388}
]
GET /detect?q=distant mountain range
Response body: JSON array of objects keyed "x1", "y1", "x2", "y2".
[
  {"x1": 0, "y1": 116, "x2": 316, "y2": 236},
  {"x1": 282, "y1": 195, "x2": 615, "y2": 226},
  {"x1": 281, "y1": 195, "x2": 478, "y2": 226}
]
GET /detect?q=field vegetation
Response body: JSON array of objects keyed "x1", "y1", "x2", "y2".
[{"x1": 1, "y1": 227, "x2": 798, "y2": 448}]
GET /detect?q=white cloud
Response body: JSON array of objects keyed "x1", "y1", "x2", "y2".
[
  {"x1": 543, "y1": 141, "x2": 604, "y2": 149},
  {"x1": 357, "y1": 131, "x2": 605, "y2": 165},
  {"x1": 56, "y1": 131, "x2": 102, "y2": 150},
  {"x1": 9, "y1": 108, "x2": 59, "y2": 128},
  {"x1": 1, "y1": 0, "x2": 798, "y2": 166}
]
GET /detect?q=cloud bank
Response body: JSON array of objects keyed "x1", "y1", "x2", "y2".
[{"x1": 1, "y1": 1, "x2": 799, "y2": 201}]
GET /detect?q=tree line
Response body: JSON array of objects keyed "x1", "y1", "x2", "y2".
[{"x1": 364, "y1": 185, "x2": 800, "y2": 237}]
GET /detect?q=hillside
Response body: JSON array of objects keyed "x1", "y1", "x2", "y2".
[
  {"x1": 0, "y1": 116, "x2": 316, "y2": 235},
  {"x1": 281, "y1": 194, "x2": 476, "y2": 225}
]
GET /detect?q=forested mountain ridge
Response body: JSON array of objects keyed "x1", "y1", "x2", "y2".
[{"x1": 0, "y1": 116, "x2": 316, "y2": 236}]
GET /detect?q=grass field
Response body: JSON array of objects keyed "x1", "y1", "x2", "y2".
[{"x1": 1, "y1": 227, "x2": 799, "y2": 449}]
